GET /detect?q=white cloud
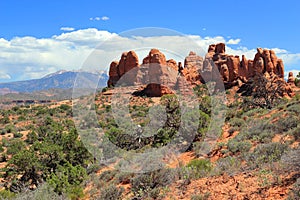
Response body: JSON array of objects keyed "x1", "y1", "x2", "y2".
[
  {"x1": 0, "y1": 28, "x2": 299, "y2": 82},
  {"x1": 101, "y1": 16, "x2": 109, "y2": 21},
  {"x1": 60, "y1": 27, "x2": 75, "y2": 31},
  {"x1": 89, "y1": 16, "x2": 110, "y2": 21},
  {"x1": 0, "y1": 71, "x2": 11, "y2": 80},
  {"x1": 227, "y1": 38, "x2": 241, "y2": 45}
]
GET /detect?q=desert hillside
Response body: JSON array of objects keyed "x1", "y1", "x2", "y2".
[{"x1": 0, "y1": 44, "x2": 300, "y2": 200}]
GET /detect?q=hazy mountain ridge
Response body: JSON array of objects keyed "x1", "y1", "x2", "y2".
[{"x1": 0, "y1": 70, "x2": 108, "y2": 95}]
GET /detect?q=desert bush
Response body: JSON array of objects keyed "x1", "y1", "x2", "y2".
[
  {"x1": 6, "y1": 139, "x2": 26, "y2": 155},
  {"x1": 286, "y1": 103, "x2": 300, "y2": 114},
  {"x1": 98, "y1": 184, "x2": 124, "y2": 200},
  {"x1": 4, "y1": 124, "x2": 16, "y2": 134},
  {"x1": 186, "y1": 159, "x2": 212, "y2": 179},
  {"x1": 287, "y1": 178, "x2": 300, "y2": 200},
  {"x1": 274, "y1": 114, "x2": 299, "y2": 133},
  {"x1": 236, "y1": 119, "x2": 275, "y2": 143},
  {"x1": 13, "y1": 132, "x2": 23, "y2": 138},
  {"x1": 98, "y1": 170, "x2": 117, "y2": 182},
  {"x1": 0, "y1": 115, "x2": 10, "y2": 124},
  {"x1": 228, "y1": 126, "x2": 238, "y2": 135},
  {"x1": 1, "y1": 129, "x2": 6, "y2": 135},
  {"x1": 0, "y1": 144, "x2": 4, "y2": 153},
  {"x1": 281, "y1": 148, "x2": 300, "y2": 172},
  {"x1": 229, "y1": 117, "x2": 245, "y2": 128},
  {"x1": 0, "y1": 189, "x2": 16, "y2": 199},
  {"x1": 25, "y1": 131, "x2": 38, "y2": 144},
  {"x1": 12, "y1": 183, "x2": 64, "y2": 200},
  {"x1": 130, "y1": 168, "x2": 174, "y2": 198},
  {"x1": 214, "y1": 156, "x2": 241, "y2": 175},
  {"x1": 227, "y1": 139, "x2": 251, "y2": 154},
  {"x1": 287, "y1": 125, "x2": 300, "y2": 140},
  {"x1": 191, "y1": 192, "x2": 210, "y2": 200},
  {"x1": 247, "y1": 142, "x2": 288, "y2": 168},
  {"x1": 116, "y1": 172, "x2": 134, "y2": 184}
]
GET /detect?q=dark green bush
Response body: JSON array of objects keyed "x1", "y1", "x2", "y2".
[
  {"x1": 13, "y1": 132, "x2": 23, "y2": 138},
  {"x1": 6, "y1": 139, "x2": 26, "y2": 155}
]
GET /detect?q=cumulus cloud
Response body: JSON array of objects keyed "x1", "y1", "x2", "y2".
[
  {"x1": 89, "y1": 16, "x2": 110, "y2": 21},
  {"x1": 60, "y1": 27, "x2": 75, "y2": 31},
  {"x1": 0, "y1": 28, "x2": 299, "y2": 82},
  {"x1": 227, "y1": 38, "x2": 241, "y2": 45}
]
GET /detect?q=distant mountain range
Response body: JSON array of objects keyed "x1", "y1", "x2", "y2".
[{"x1": 0, "y1": 70, "x2": 108, "y2": 95}]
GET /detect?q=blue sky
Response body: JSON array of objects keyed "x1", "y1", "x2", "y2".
[{"x1": 0, "y1": 0, "x2": 300, "y2": 82}]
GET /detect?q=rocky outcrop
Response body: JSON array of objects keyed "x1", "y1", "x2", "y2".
[
  {"x1": 107, "y1": 51, "x2": 139, "y2": 87},
  {"x1": 142, "y1": 49, "x2": 178, "y2": 97},
  {"x1": 107, "y1": 44, "x2": 294, "y2": 97},
  {"x1": 107, "y1": 61, "x2": 120, "y2": 86},
  {"x1": 252, "y1": 48, "x2": 284, "y2": 78},
  {"x1": 108, "y1": 49, "x2": 180, "y2": 96},
  {"x1": 182, "y1": 51, "x2": 204, "y2": 85}
]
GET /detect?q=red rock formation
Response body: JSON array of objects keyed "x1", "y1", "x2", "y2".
[
  {"x1": 276, "y1": 59, "x2": 284, "y2": 78},
  {"x1": 287, "y1": 72, "x2": 295, "y2": 85},
  {"x1": 107, "y1": 61, "x2": 119, "y2": 86},
  {"x1": 175, "y1": 75, "x2": 194, "y2": 96},
  {"x1": 167, "y1": 59, "x2": 178, "y2": 72},
  {"x1": 106, "y1": 44, "x2": 294, "y2": 97},
  {"x1": 143, "y1": 49, "x2": 177, "y2": 96},
  {"x1": 226, "y1": 55, "x2": 240, "y2": 82},
  {"x1": 182, "y1": 51, "x2": 204, "y2": 85},
  {"x1": 144, "y1": 84, "x2": 174, "y2": 97},
  {"x1": 118, "y1": 51, "x2": 139, "y2": 77},
  {"x1": 239, "y1": 55, "x2": 248, "y2": 81},
  {"x1": 184, "y1": 51, "x2": 203, "y2": 70},
  {"x1": 143, "y1": 49, "x2": 167, "y2": 65},
  {"x1": 215, "y1": 43, "x2": 225, "y2": 54},
  {"x1": 107, "y1": 51, "x2": 139, "y2": 87}
]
